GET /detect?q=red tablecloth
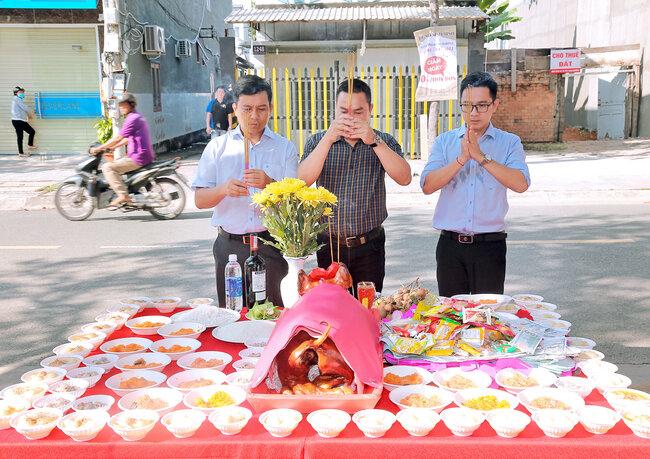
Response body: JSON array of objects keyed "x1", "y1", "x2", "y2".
[{"x1": 1, "y1": 309, "x2": 648, "y2": 459}]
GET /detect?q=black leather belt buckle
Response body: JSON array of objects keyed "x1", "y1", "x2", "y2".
[{"x1": 458, "y1": 234, "x2": 474, "y2": 244}]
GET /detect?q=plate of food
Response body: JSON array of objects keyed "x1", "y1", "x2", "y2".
[
  {"x1": 245, "y1": 300, "x2": 281, "y2": 321},
  {"x1": 389, "y1": 385, "x2": 454, "y2": 412},
  {"x1": 451, "y1": 294, "x2": 513, "y2": 309},
  {"x1": 382, "y1": 366, "x2": 432, "y2": 391},
  {"x1": 455, "y1": 388, "x2": 519, "y2": 415},
  {"x1": 431, "y1": 368, "x2": 492, "y2": 392},
  {"x1": 171, "y1": 305, "x2": 240, "y2": 328},
  {"x1": 495, "y1": 367, "x2": 557, "y2": 394},
  {"x1": 212, "y1": 320, "x2": 275, "y2": 344},
  {"x1": 518, "y1": 387, "x2": 585, "y2": 413}
]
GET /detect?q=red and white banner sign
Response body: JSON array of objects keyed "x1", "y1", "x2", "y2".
[
  {"x1": 550, "y1": 49, "x2": 581, "y2": 74},
  {"x1": 414, "y1": 25, "x2": 458, "y2": 101}
]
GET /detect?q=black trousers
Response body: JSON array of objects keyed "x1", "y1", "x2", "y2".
[
  {"x1": 435, "y1": 234, "x2": 507, "y2": 297},
  {"x1": 11, "y1": 120, "x2": 35, "y2": 154},
  {"x1": 212, "y1": 232, "x2": 288, "y2": 308},
  {"x1": 316, "y1": 227, "x2": 386, "y2": 296}
]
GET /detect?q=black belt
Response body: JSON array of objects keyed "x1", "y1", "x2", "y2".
[
  {"x1": 330, "y1": 226, "x2": 383, "y2": 248},
  {"x1": 441, "y1": 230, "x2": 507, "y2": 244},
  {"x1": 218, "y1": 227, "x2": 271, "y2": 244}
]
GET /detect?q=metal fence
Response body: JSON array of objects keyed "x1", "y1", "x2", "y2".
[{"x1": 237, "y1": 64, "x2": 467, "y2": 159}]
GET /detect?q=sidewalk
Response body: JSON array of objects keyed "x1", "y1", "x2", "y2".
[{"x1": 1, "y1": 138, "x2": 649, "y2": 211}]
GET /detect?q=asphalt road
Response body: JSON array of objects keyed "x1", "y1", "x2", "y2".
[{"x1": 0, "y1": 202, "x2": 649, "y2": 389}]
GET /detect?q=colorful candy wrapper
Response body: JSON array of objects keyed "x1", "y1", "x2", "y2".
[
  {"x1": 510, "y1": 326, "x2": 543, "y2": 354},
  {"x1": 425, "y1": 340, "x2": 455, "y2": 356},
  {"x1": 432, "y1": 319, "x2": 460, "y2": 341},
  {"x1": 392, "y1": 335, "x2": 434, "y2": 355},
  {"x1": 462, "y1": 307, "x2": 492, "y2": 324},
  {"x1": 457, "y1": 341, "x2": 482, "y2": 356},
  {"x1": 461, "y1": 327, "x2": 485, "y2": 347}
]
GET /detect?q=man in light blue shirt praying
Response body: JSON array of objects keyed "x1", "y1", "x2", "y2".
[{"x1": 421, "y1": 71, "x2": 530, "y2": 297}]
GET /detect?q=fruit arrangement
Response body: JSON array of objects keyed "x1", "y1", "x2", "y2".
[{"x1": 374, "y1": 279, "x2": 429, "y2": 318}]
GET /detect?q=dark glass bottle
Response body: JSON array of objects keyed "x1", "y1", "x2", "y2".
[{"x1": 245, "y1": 235, "x2": 266, "y2": 308}]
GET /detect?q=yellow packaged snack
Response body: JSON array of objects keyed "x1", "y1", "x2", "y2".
[
  {"x1": 432, "y1": 320, "x2": 460, "y2": 341},
  {"x1": 425, "y1": 340, "x2": 455, "y2": 356},
  {"x1": 458, "y1": 341, "x2": 481, "y2": 356}
]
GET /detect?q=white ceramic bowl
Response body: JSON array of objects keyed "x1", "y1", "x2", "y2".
[
  {"x1": 126, "y1": 315, "x2": 172, "y2": 336},
  {"x1": 162, "y1": 409, "x2": 207, "y2": 438},
  {"x1": 578, "y1": 405, "x2": 620, "y2": 434},
  {"x1": 95, "y1": 311, "x2": 131, "y2": 329},
  {"x1": 10, "y1": 407, "x2": 63, "y2": 440},
  {"x1": 529, "y1": 310, "x2": 562, "y2": 321},
  {"x1": 260, "y1": 408, "x2": 303, "y2": 437},
  {"x1": 152, "y1": 296, "x2": 182, "y2": 313},
  {"x1": 66, "y1": 366, "x2": 105, "y2": 388},
  {"x1": 621, "y1": 406, "x2": 650, "y2": 438},
  {"x1": 382, "y1": 365, "x2": 432, "y2": 392},
  {"x1": 157, "y1": 322, "x2": 206, "y2": 340},
  {"x1": 440, "y1": 407, "x2": 484, "y2": 436},
  {"x1": 209, "y1": 406, "x2": 253, "y2": 435},
  {"x1": 105, "y1": 369, "x2": 167, "y2": 397},
  {"x1": 495, "y1": 367, "x2": 557, "y2": 394},
  {"x1": 71, "y1": 395, "x2": 115, "y2": 412},
  {"x1": 512, "y1": 294, "x2": 544, "y2": 303},
  {"x1": 603, "y1": 388, "x2": 650, "y2": 413},
  {"x1": 352, "y1": 409, "x2": 396, "y2": 438},
  {"x1": 532, "y1": 409, "x2": 579, "y2": 437},
  {"x1": 306, "y1": 409, "x2": 351, "y2": 438},
  {"x1": 538, "y1": 319, "x2": 572, "y2": 335},
  {"x1": 451, "y1": 294, "x2": 513, "y2": 309},
  {"x1": 395, "y1": 408, "x2": 441, "y2": 436},
  {"x1": 106, "y1": 304, "x2": 140, "y2": 319},
  {"x1": 183, "y1": 384, "x2": 247, "y2": 414},
  {"x1": 119, "y1": 296, "x2": 153, "y2": 311},
  {"x1": 53, "y1": 342, "x2": 94, "y2": 358},
  {"x1": 518, "y1": 387, "x2": 585, "y2": 413},
  {"x1": 49, "y1": 379, "x2": 89, "y2": 400},
  {"x1": 150, "y1": 337, "x2": 201, "y2": 360},
  {"x1": 82, "y1": 353, "x2": 119, "y2": 372},
  {"x1": 118, "y1": 387, "x2": 184, "y2": 416},
  {"x1": 40, "y1": 354, "x2": 83, "y2": 371},
  {"x1": 225, "y1": 369, "x2": 254, "y2": 389},
  {"x1": 578, "y1": 360, "x2": 618, "y2": 378},
  {"x1": 58, "y1": 409, "x2": 110, "y2": 442},
  {"x1": 100, "y1": 337, "x2": 153, "y2": 356},
  {"x1": 32, "y1": 394, "x2": 73, "y2": 413},
  {"x1": 455, "y1": 388, "x2": 519, "y2": 415},
  {"x1": 573, "y1": 349, "x2": 605, "y2": 363},
  {"x1": 244, "y1": 337, "x2": 269, "y2": 348},
  {"x1": 167, "y1": 369, "x2": 227, "y2": 393},
  {"x1": 232, "y1": 358, "x2": 258, "y2": 372},
  {"x1": 67, "y1": 331, "x2": 107, "y2": 350},
  {"x1": 177, "y1": 351, "x2": 233, "y2": 371},
  {"x1": 519, "y1": 301, "x2": 557, "y2": 311},
  {"x1": 485, "y1": 409, "x2": 530, "y2": 438},
  {"x1": 81, "y1": 321, "x2": 117, "y2": 337},
  {"x1": 389, "y1": 385, "x2": 454, "y2": 413},
  {"x1": 186, "y1": 297, "x2": 215, "y2": 308},
  {"x1": 591, "y1": 373, "x2": 632, "y2": 394},
  {"x1": 0, "y1": 398, "x2": 30, "y2": 430},
  {"x1": 0, "y1": 382, "x2": 48, "y2": 404},
  {"x1": 566, "y1": 337, "x2": 596, "y2": 350},
  {"x1": 554, "y1": 376, "x2": 596, "y2": 398},
  {"x1": 115, "y1": 352, "x2": 172, "y2": 373},
  {"x1": 431, "y1": 368, "x2": 492, "y2": 393},
  {"x1": 238, "y1": 347, "x2": 264, "y2": 360},
  {"x1": 21, "y1": 368, "x2": 67, "y2": 385},
  {"x1": 109, "y1": 409, "x2": 159, "y2": 441}
]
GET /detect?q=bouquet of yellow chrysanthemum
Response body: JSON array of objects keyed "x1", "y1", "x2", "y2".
[{"x1": 252, "y1": 178, "x2": 337, "y2": 258}]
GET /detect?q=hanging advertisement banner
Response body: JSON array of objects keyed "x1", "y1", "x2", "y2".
[{"x1": 414, "y1": 25, "x2": 458, "y2": 101}]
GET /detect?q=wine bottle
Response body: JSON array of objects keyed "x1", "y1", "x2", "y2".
[{"x1": 245, "y1": 235, "x2": 266, "y2": 308}]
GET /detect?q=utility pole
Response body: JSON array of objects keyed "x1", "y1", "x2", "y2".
[
  {"x1": 427, "y1": 0, "x2": 439, "y2": 149},
  {"x1": 101, "y1": 0, "x2": 125, "y2": 158}
]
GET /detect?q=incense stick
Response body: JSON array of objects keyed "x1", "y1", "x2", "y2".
[
  {"x1": 328, "y1": 216, "x2": 334, "y2": 263},
  {"x1": 244, "y1": 137, "x2": 250, "y2": 170}
]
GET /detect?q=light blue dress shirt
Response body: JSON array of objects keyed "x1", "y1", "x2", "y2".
[
  {"x1": 420, "y1": 123, "x2": 531, "y2": 234},
  {"x1": 192, "y1": 125, "x2": 299, "y2": 234}
]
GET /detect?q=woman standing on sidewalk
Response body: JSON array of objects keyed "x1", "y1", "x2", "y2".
[{"x1": 11, "y1": 86, "x2": 37, "y2": 158}]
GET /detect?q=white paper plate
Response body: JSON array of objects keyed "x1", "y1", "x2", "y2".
[
  {"x1": 212, "y1": 320, "x2": 275, "y2": 344},
  {"x1": 170, "y1": 306, "x2": 240, "y2": 328}
]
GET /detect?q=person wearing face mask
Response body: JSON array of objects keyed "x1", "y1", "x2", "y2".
[
  {"x1": 298, "y1": 78, "x2": 412, "y2": 295},
  {"x1": 421, "y1": 71, "x2": 531, "y2": 297},
  {"x1": 11, "y1": 86, "x2": 37, "y2": 157},
  {"x1": 192, "y1": 75, "x2": 299, "y2": 307}
]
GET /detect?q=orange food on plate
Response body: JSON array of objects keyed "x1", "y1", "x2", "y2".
[
  {"x1": 133, "y1": 321, "x2": 165, "y2": 328},
  {"x1": 189, "y1": 357, "x2": 223, "y2": 368},
  {"x1": 157, "y1": 344, "x2": 191, "y2": 353},
  {"x1": 109, "y1": 343, "x2": 144, "y2": 353},
  {"x1": 479, "y1": 299, "x2": 498, "y2": 305},
  {"x1": 170, "y1": 328, "x2": 197, "y2": 336},
  {"x1": 118, "y1": 376, "x2": 156, "y2": 389},
  {"x1": 384, "y1": 372, "x2": 423, "y2": 385},
  {"x1": 178, "y1": 378, "x2": 215, "y2": 389}
]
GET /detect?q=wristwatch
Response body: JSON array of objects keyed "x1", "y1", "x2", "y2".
[
  {"x1": 367, "y1": 133, "x2": 383, "y2": 148},
  {"x1": 480, "y1": 154, "x2": 493, "y2": 167}
]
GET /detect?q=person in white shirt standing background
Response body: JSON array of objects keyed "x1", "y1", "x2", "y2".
[{"x1": 11, "y1": 86, "x2": 37, "y2": 158}]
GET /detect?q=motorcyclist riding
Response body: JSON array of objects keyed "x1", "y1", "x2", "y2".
[{"x1": 90, "y1": 93, "x2": 155, "y2": 207}]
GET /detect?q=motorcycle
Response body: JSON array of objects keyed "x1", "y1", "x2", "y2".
[{"x1": 54, "y1": 146, "x2": 188, "y2": 221}]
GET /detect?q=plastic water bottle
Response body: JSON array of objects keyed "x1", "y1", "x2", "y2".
[{"x1": 224, "y1": 254, "x2": 243, "y2": 311}]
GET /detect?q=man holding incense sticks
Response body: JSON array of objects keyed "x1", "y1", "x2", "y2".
[
  {"x1": 421, "y1": 71, "x2": 530, "y2": 297},
  {"x1": 298, "y1": 78, "x2": 412, "y2": 295},
  {"x1": 193, "y1": 75, "x2": 299, "y2": 307}
]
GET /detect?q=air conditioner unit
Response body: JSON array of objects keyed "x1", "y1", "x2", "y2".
[
  {"x1": 142, "y1": 25, "x2": 165, "y2": 55},
  {"x1": 175, "y1": 39, "x2": 192, "y2": 58}
]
